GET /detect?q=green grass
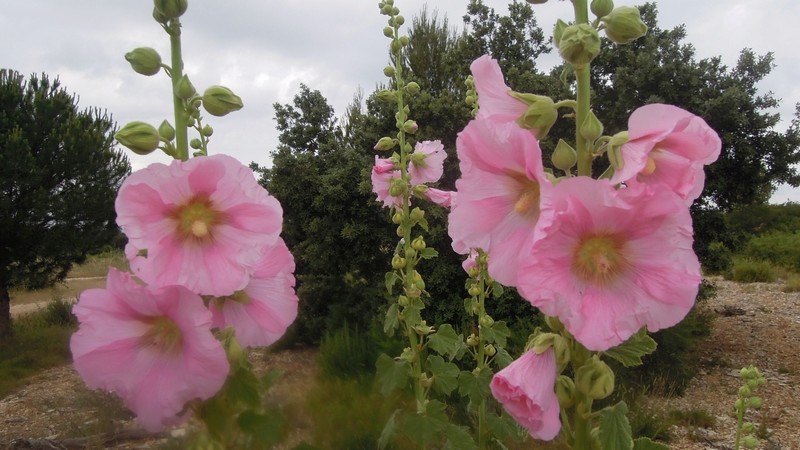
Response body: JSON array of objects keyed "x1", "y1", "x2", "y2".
[
  {"x1": 783, "y1": 273, "x2": 800, "y2": 292},
  {"x1": 66, "y1": 249, "x2": 127, "y2": 279},
  {"x1": 669, "y1": 408, "x2": 717, "y2": 428},
  {"x1": 0, "y1": 300, "x2": 77, "y2": 398}
]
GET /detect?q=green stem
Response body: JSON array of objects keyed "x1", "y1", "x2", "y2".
[
  {"x1": 573, "y1": 397, "x2": 593, "y2": 450},
  {"x1": 168, "y1": 19, "x2": 189, "y2": 160},
  {"x1": 734, "y1": 402, "x2": 744, "y2": 450},
  {"x1": 571, "y1": 0, "x2": 593, "y2": 177},
  {"x1": 476, "y1": 260, "x2": 488, "y2": 449}
]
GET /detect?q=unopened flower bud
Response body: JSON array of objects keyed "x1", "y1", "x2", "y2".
[
  {"x1": 392, "y1": 255, "x2": 406, "y2": 269},
  {"x1": 602, "y1": 6, "x2": 647, "y2": 45},
  {"x1": 202, "y1": 86, "x2": 243, "y2": 117},
  {"x1": 176, "y1": 75, "x2": 196, "y2": 100},
  {"x1": 415, "y1": 321, "x2": 434, "y2": 336},
  {"x1": 749, "y1": 396, "x2": 763, "y2": 409},
  {"x1": 125, "y1": 47, "x2": 162, "y2": 76},
  {"x1": 389, "y1": 178, "x2": 407, "y2": 197},
  {"x1": 575, "y1": 356, "x2": 615, "y2": 400},
  {"x1": 556, "y1": 375, "x2": 577, "y2": 408},
  {"x1": 553, "y1": 19, "x2": 568, "y2": 47},
  {"x1": 739, "y1": 385, "x2": 751, "y2": 397},
  {"x1": 484, "y1": 344, "x2": 497, "y2": 357},
  {"x1": 116, "y1": 121, "x2": 160, "y2": 155},
  {"x1": 396, "y1": 225, "x2": 404, "y2": 238},
  {"x1": 479, "y1": 314, "x2": 494, "y2": 328},
  {"x1": 152, "y1": 7, "x2": 169, "y2": 24},
  {"x1": 411, "y1": 236, "x2": 426, "y2": 250},
  {"x1": 467, "y1": 333, "x2": 479, "y2": 346},
  {"x1": 394, "y1": 15, "x2": 405, "y2": 26},
  {"x1": 580, "y1": 110, "x2": 604, "y2": 143},
  {"x1": 190, "y1": 138, "x2": 202, "y2": 149},
  {"x1": 420, "y1": 373, "x2": 433, "y2": 388},
  {"x1": 742, "y1": 436, "x2": 758, "y2": 450},
  {"x1": 510, "y1": 93, "x2": 558, "y2": 138},
  {"x1": 392, "y1": 211, "x2": 404, "y2": 224},
  {"x1": 558, "y1": 24, "x2": 601, "y2": 66},
  {"x1": 402, "y1": 120, "x2": 418, "y2": 134},
  {"x1": 157, "y1": 119, "x2": 175, "y2": 141},
  {"x1": 409, "y1": 207, "x2": 425, "y2": 222},
  {"x1": 552, "y1": 139, "x2": 577, "y2": 171},
  {"x1": 405, "y1": 82, "x2": 421, "y2": 95},
  {"x1": 383, "y1": 26, "x2": 394, "y2": 38},
  {"x1": 398, "y1": 295, "x2": 409, "y2": 307},
  {"x1": 153, "y1": 0, "x2": 188, "y2": 19},
  {"x1": 380, "y1": 4, "x2": 393, "y2": 15},
  {"x1": 591, "y1": 0, "x2": 614, "y2": 18},
  {"x1": 468, "y1": 285, "x2": 481, "y2": 297},
  {"x1": 377, "y1": 89, "x2": 397, "y2": 103},
  {"x1": 374, "y1": 136, "x2": 396, "y2": 151},
  {"x1": 384, "y1": 66, "x2": 396, "y2": 77},
  {"x1": 202, "y1": 125, "x2": 213, "y2": 137}
]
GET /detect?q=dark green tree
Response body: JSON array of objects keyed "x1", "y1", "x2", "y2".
[{"x1": 0, "y1": 70, "x2": 131, "y2": 337}]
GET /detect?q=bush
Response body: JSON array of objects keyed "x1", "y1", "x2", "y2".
[
  {"x1": 726, "y1": 258, "x2": 778, "y2": 283},
  {"x1": 703, "y1": 241, "x2": 733, "y2": 274},
  {"x1": 317, "y1": 323, "x2": 401, "y2": 382},
  {"x1": 743, "y1": 231, "x2": 800, "y2": 272},
  {"x1": 44, "y1": 298, "x2": 77, "y2": 327},
  {"x1": 784, "y1": 273, "x2": 800, "y2": 293}
]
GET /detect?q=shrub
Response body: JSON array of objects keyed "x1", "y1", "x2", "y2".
[
  {"x1": 784, "y1": 273, "x2": 800, "y2": 293},
  {"x1": 726, "y1": 258, "x2": 777, "y2": 283},
  {"x1": 44, "y1": 298, "x2": 77, "y2": 327},
  {"x1": 317, "y1": 322, "x2": 401, "y2": 382},
  {"x1": 703, "y1": 241, "x2": 733, "y2": 274},
  {"x1": 743, "y1": 231, "x2": 800, "y2": 272}
]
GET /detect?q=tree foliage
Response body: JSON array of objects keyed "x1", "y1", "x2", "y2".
[{"x1": 0, "y1": 70, "x2": 131, "y2": 337}]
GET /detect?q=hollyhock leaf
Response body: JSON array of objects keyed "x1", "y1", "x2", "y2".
[
  {"x1": 197, "y1": 395, "x2": 235, "y2": 442},
  {"x1": 403, "y1": 400, "x2": 449, "y2": 444},
  {"x1": 491, "y1": 282, "x2": 504, "y2": 298},
  {"x1": 419, "y1": 247, "x2": 439, "y2": 259},
  {"x1": 385, "y1": 271, "x2": 399, "y2": 295},
  {"x1": 599, "y1": 401, "x2": 633, "y2": 450},
  {"x1": 227, "y1": 366, "x2": 261, "y2": 408},
  {"x1": 633, "y1": 437, "x2": 670, "y2": 450},
  {"x1": 428, "y1": 355, "x2": 460, "y2": 396},
  {"x1": 443, "y1": 423, "x2": 479, "y2": 450},
  {"x1": 603, "y1": 329, "x2": 658, "y2": 367},
  {"x1": 384, "y1": 303, "x2": 400, "y2": 335},
  {"x1": 482, "y1": 320, "x2": 511, "y2": 348},
  {"x1": 459, "y1": 369, "x2": 493, "y2": 404},
  {"x1": 376, "y1": 353, "x2": 410, "y2": 396},
  {"x1": 428, "y1": 324, "x2": 462, "y2": 360},
  {"x1": 486, "y1": 411, "x2": 521, "y2": 441},
  {"x1": 494, "y1": 346, "x2": 514, "y2": 369}
]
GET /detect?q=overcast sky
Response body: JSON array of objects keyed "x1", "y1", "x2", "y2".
[{"x1": 2, "y1": 0, "x2": 798, "y2": 202}]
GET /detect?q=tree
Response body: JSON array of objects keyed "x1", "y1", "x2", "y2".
[{"x1": 0, "y1": 70, "x2": 131, "y2": 337}]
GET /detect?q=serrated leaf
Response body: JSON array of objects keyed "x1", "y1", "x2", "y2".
[
  {"x1": 384, "y1": 303, "x2": 399, "y2": 335},
  {"x1": 458, "y1": 368, "x2": 493, "y2": 404},
  {"x1": 493, "y1": 346, "x2": 514, "y2": 369},
  {"x1": 428, "y1": 355, "x2": 460, "y2": 395},
  {"x1": 633, "y1": 437, "x2": 670, "y2": 450},
  {"x1": 227, "y1": 366, "x2": 261, "y2": 408},
  {"x1": 378, "y1": 409, "x2": 400, "y2": 450},
  {"x1": 485, "y1": 412, "x2": 516, "y2": 440},
  {"x1": 599, "y1": 401, "x2": 633, "y2": 450},
  {"x1": 482, "y1": 321, "x2": 511, "y2": 347},
  {"x1": 402, "y1": 400, "x2": 448, "y2": 446},
  {"x1": 427, "y1": 324, "x2": 461, "y2": 360},
  {"x1": 464, "y1": 296, "x2": 477, "y2": 314},
  {"x1": 443, "y1": 423, "x2": 478, "y2": 450},
  {"x1": 385, "y1": 271, "x2": 399, "y2": 295},
  {"x1": 603, "y1": 329, "x2": 657, "y2": 367},
  {"x1": 419, "y1": 247, "x2": 439, "y2": 259},
  {"x1": 376, "y1": 353, "x2": 410, "y2": 396}
]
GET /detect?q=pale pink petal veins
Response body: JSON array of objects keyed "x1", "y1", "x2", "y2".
[{"x1": 470, "y1": 55, "x2": 528, "y2": 122}]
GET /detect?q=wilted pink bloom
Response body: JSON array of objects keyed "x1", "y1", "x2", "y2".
[
  {"x1": 209, "y1": 239, "x2": 298, "y2": 348},
  {"x1": 371, "y1": 156, "x2": 402, "y2": 208},
  {"x1": 448, "y1": 117, "x2": 552, "y2": 286},
  {"x1": 423, "y1": 188, "x2": 455, "y2": 208},
  {"x1": 490, "y1": 348, "x2": 561, "y2": 441},
  {"x1": 610, "y1": 103, "x2": 721, "y2": 205},
  {"x1": 517, "y1": 177, "x2": 701, "y2": 351},
  {"x1": 70, "y1": 269, "x2": 229, "y2": 432},
  {"x1": 117, "y1": 154, "x2": 283, "y2": 296},
  {"x1": 408, "y1": 140, "x2": 446, "y2": 185},
  {"x1": 461, "y1": 249, "x2": 479, "y2": 274},
  {"x1": 471, "y1": 55, "x2": 527, "y2": 123}
]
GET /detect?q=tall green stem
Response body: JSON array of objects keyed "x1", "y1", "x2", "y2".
[
  {"x1": 168, "y1": 19, "x2": 189, "y2": 160},
  {"x1": 572, "y1": 0, "x2": 593, "y2": 177},
  {"x1": 476, "y1": 265, "x2": 488, "y2": 449}
]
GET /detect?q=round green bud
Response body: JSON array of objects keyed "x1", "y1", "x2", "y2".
[
  {"x1": 468, "y1": 285, "x2": 481, "y2": 297},
  {"x1": 575, "y1": 356, "x2": 615, "y2": 400},
  {"x1": 389, "y1": 178, "x2": 406, "y2": 197},
  {"x1": 739, "y1": 385, "x2": 751, "y2": 397},
  {"x1": 380, "y1": 4, "x2": 392, "y2": 15},
  {"x1": 383, "y1": 26, "x2": 394, "y2": 38},
  {"x1": 556, "y1": 375, "x2": 577, "y2": 408},
  {"x1": 202, "y1": 125, "x2": 213, "y2": 137},
  {"x1": 409, "y1": 207, "x2": 425, "y2": 222},
  {"x1": 591, "y1": 0, "x2": 614, "y2": 18},
  {"x1": 402, "y1": 120, "x2": 418, "y2": 134},
  {"x1": 398, "y1": 295, "x2": 409, "y2": 307},
  {"x1": 374, "y1": 136, "x2": 396, "y2": 151},
  {"x1": 405, "y1": 247, "x2": 417, "y2": 260},
  {"x1": 392, "y1": 211, "x2": 404, "y2": 224},
  {"x1": 735, "y1": 398, "x2": 744, "y2": 411},
  {"x1": 743, "y1": 436, "x2": 759, "y2": 450},
  {"x1": 411, "y1": 236, "x2": 426, "y2": 251},
  {"x1": 405, "y1": 81, "x2": 421, "y2": 94},
  {"x1": 125, "y1": 47, "x2": 162, "y2": 76},
  {"x1": 467, "y1": 333, "x2": 479, "y2": 346},
  {"x1": 390, "y1": 39, "x2": 402, "y2": 52},
  {"x1": 741, "y1": 422, "x2": 756, "y2": 433},
  {"x1": 377, "y1": 89, "x2": 397, "y2": 103},
  {"x1": 465, "y1": 95, "x2": 476, "y2": 106},
  {"x1": 420, "y1": 373, "x2": 433, "y2": 388},
  {"x1": 384, "y1": 66, "x2": 396, "y2": 77},
  {"x1": 552, "y1": 139, "x2": 577, "y2": 171},
  {"x1": 176, "y1": 75, "x2": 196, "y2": 100},
  {"x1": 602, "y1": 6, "x2": 648, "y2": 45},
  {"x1": 158, "y1": 119, "x2": 176, "y2": 141},
  {"x1": 190, "y1": 138, "x2": 202, "y2": 149},
  {"x1": 153, "y1": 0, "x2": 188, "y2": 19},
  {"x1": 391, "y1": 6, "x2": 400, "y2": 15},
  {"x1": 202, "y1": 85, "x2": 243, "y2": 117},
  {"x1": 510, "y1": 93, "x2": 558, "y2": 138},
  {"x1": 484, "y1": 344, "x2": 497, "y2": 357},
  {"x1": 558, "y1": 23, "x2": 601, "y2": 66},
  {"x1": 398, "y1": 36, "x2": 409, "y2": 46},
  {"x1": 392, "y1": 255, "x2": 406, "y2": 269},
  {"x1": 396, "y1": 225, "x2": 404, "y2": 238},
  {"x1": 749, "y1": 396, "x2": 763, "y2": 409},
  {"x1": 479, "y1": 314, "x2": 494, "y2": 328},
  {"x1": 394, "y1": 15, "x2": 405, "y2": 26},
  {"x1": 116, "y1": 121, "x2": 160, "y2": 155},
  {"x1": 152, "y1": 7, "x2": 169, "y2": 24},
  {"x1": 580, "y1": 109, "x2": 604, "y2": 143}
]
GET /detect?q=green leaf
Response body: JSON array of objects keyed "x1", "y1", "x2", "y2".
[
  {"x1": 482, "y1": 320, "x2": 511, "y2": 347},
  {"x1": 491, "y1": 281, "x2": 504, "y2": 298},
  {"x1": 493, "y1": 346, "x2": 514, "y2": 369},
  {"x1": 427, "y1": 324, "x2": 462, "y2": 360},
  {"x1": 376, "y1": 353, "x2": 410, "y2": 396},
  {"x1": 599, "y1": 401, "x2": 633, "y2": 450},
  {"x1": 418, "y1": 216, "x2": 430, "y2": 231},
  {"x1": 633, "y1": 437, "x2": 670, "y2": 450},
  {"x1": 443, "y1": 423, "x2": 478, "y2": 450},
  {"x1": 385, "y1": 271, "x2": 399, "y2": 295},
  {"x1": 384, "y1": 303, "x2": 400, "y2": 335},
  {"x1": 458, "y1": 368, "x2": 493, "y2": 404},
  {"x1": 378, "y1": 409, "x2": 400, "y2": 450},
  {"x1": 418, "y1": 247, "x2": 439, "y2": 259},
  {"x1": 603, "y1": 329, "x2": 657, "y2": 367},
  {"x1": 237, "y1": 410, "x2": 285, "y2": 447},
  {"x1": 485, "y1": 411, "x2": 517, "y2": 441},
  {"x1": 227, "y1": 366, "x2": 261, "y2": 408},
  {"x1": 402, "y1": 400, "x2": 448, "y2": 446},
  {"x1": 428, "y1": 355, "x2": 460, "y2": 395},
  {"x1": 196, "y1": 395, "x2": 234, "y2": 443}
]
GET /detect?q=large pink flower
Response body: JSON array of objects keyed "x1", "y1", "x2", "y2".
[
  {"x1": 209, "y1": 238, "x2": 298, "y2": 348},
  {"x1": 490, "y1": 348, "x2": 561, "y2": 441},
  {"x1": 471, "y1": 55, "x2": 527, "y2": 123},
  {"x1": 610, "y1": 103, "x2": 721, "y2": 205},
  {"x1": 70, "y1": 269, "x2": 229, "y2": 432},
  {"x1": 448, "y1": 117, "x2": 552, "y2": 286},
  {"x1": 408, "y1": 140, "x2": 446, "y2": 185},
  {"x1": 371, "y1": 156, "x2": 402, "y2": 208},
  {"x1": 117, "y1": 154, "x2": 283, "y2": 296},
  {"x1": 516, "y1": 177, "x2": 701, "y2": 351}
]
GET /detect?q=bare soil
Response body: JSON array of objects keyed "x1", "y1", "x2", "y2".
[{"x1": 2, "y1": 277, "x2": 798, "y2": 449}]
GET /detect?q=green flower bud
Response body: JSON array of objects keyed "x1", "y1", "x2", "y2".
[
  {"x1": 580, "y1": 110, "x2": 604, "y2": 143},
  {"x1": 553, "y1": 19, "x2": 568, "y2": 47},
  {"x1": 152, "y1": 7, "x2": 169, "y2": 24},
  {"x1": 377, "y1": 89, "x2": 397, "y2": 103},
  {"x1": 190, "y1": 138, "x2": 202, "y2": 149},
  {"x1": 402, "y1": 120, "x2": 418, "y2": 134},
  {"x1": 464, "y1": 76, "x2": 474, "y2": 88},
  {"x1": 415, "y1": 321, "x2": 434, "y2": 336},
  {"x1": 420, "y1": 373, "x2": 433, "y2": 388},
  {"x1": 479, "y1": 314, "x2": 494, "y2": 328},
  {"x1": 484, "y1": 344, "x2": 497, "y2": 357},
  {"x1": 739, "y1": 385, "x2": 751, "y2": 397},
  {"x1": 158, "y1": 119, "x2": 176, "y2": 141},
  {"x1": 389, "y1": 178, "x2": 407, "y2": 197},
  {"x1": 394, "y1": 15, "x2": 405, "y2": 26},
  {"x1": 391, "y1": 6, "x2": 400, "y2": 16},
  {"x1": 392, "y1": 255, "x2": 406, "y2": 269},
  {"x1": 468, "y1": 285, "x2": 481, "y2": 297},
  {"x1": 405, "y1": 81, "x2": 421, "y2": 95},
  {"x1": 398, "y1": 295, "x2": 409, "y2": 307},
  {"x1": 383, "y1": 66, "x2": 396, "y2": 77},
  {"x1": 409, "y1": 207, "x2": 425, "y2": 222},
  {"x1": 465, "y1": 95, "x2": 476, "y2": 106},
  {"x1": 467, "y1": 333, "x2": 479, "y2": 346},
  {"x1": 202, "y1": 125, "x2": 213, "y2": 137},
  {"x1": 383, "y1": 26, "x2": 394, "y2": 38},
  {"x1": 558, "y1": 24, "x2": 601, "y2": 66},
  {"x1": 552, "y1": 139, "x2": 577, "y2": 171},
  {"x1": 602, "y1": 6, "x2": 648, "y2": 45},
  {"x1": 591, "y1": 0, "x2": 614, "y2": 18},
  {"x1": 607, "y1": 131, "x2": 629, "y2": 171},
  {"x1": 125, "y1": 47, "x2": 162, "y2": 76},
  {"x1": 743, "y1": 436, "x2": 759, "y2": 450},
  {"x1": 556, "y1": 375, "x2": 577, "y2": 408},
  {"x1": 116, "y1": 121, "x2": 160, "y2": 155},
  {"x1": 509, "y1": 93, "x2": 558, "y2": 138},
  {"x1": 396, "y1": 225, "x2": 404, "y2": 238},
  {"x1": 741, "y1": 422, "x2": 756, "y2": 434},
  {"x1": 202, "y1": 86, "x2": 243, "y2": 117},
  {"x1": 374, "y1": 136, "x2": 396, "y2": 151},
  {"x1": 749, "y1": 396, "x2": 763, "y2": 409},
  {"x1": 153, "y1": 0, "x2": 188, "y2": 19},
  {"x1": 380, "y1": 4, "x2": 392, "y2": 15},
  {"x1": 411, "y1": 236, "x2": 426, "y2": 251},
  {"x1": 575, "y1": 356, "x2": 615, "y2": 400},
  {"x1": 176, "y1": 75, "x2": 196, "y2": 100},
  {"x1": 735, "y1": 398, "x2": 744, "y2": 411},
  {"x1": 392, "y1": 211, "x2": 404, "y2": 224}
]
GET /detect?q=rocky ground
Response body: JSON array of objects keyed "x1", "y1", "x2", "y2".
[{"x1": 1, "y1": 277, "x2": 798, "y2": 449}]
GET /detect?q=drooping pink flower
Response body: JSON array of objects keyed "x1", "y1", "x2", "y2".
[
  {"x1": 610, "y1": 103, "x2": 721, "y2": 205},
  {"x1": 209, "y1": 238, "x2": 298, "y2": 348},
  {"x1": 461, "y1": 249, "x2": 479, "y2": 274},
  {"x1": 490, "y1": 348, "x2": 561, "y2": 441},
  {"x1": 516, "y1": 177, "x2": 701, "y2": 351},
  {"x1": 470, "y1": 55, "x2": 527, "y2": 123},
  {"x1": 408, "y1": 140, "x2": 446, "y2": 185},
  {"x1": 371, "y1": 156, "x2": 402, "y2": 208},
  {"x1": 423, "y1": 187, "x2": 455, "y2": 208},
  {"x1": 448, "y1": 117, "x2": 552, "y2": 286},
  {"x1": 70, "y1": 268, "x2": 229, "y2": 432},
  {"x1": 117, "y1": 154, "x2": 283, "y2": 296}
]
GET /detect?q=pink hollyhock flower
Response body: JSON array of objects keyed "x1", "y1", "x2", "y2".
[
  {"x1": 470, "y1": 55, "x2": 527, "y2": 123},
  {"x1": 448, "y1": 117, "x2": 552, "y2": 286},
  {"x1": 490, "y1": 348, "x2": 561, "y2": 441},
  {"x1": 461, "y1": 249, "x2": 479, "y2": 274},
  {"x1": 70, "y1": 268, "x2": 229, "y2": 432},
  {"x1": 408, "y1": 140, "x2": 446, "y2": 185},
  {"x1": 516, "y1": 177, "x2": 702, "y2": 351},
  {"x1": 371, "y1": 156, "x2": 402, "y2": 208},
  {"x1": 117, "y1": 154, "x2": 283, "y2": 296},
  {"x1": 209, "y1": 238, "x2": 299, "y2": 348},
  {"x1": 610, "y1": 103, "x2": 721, "y2": 205},
  {"x1": 423, "y1": 187, "x2": 455, "y2": 208}
]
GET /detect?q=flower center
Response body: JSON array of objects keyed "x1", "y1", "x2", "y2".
[
  {"x1": 639, "y1": 155, "x2": 657, "y2": 176},
  {"x1": 572, "y1": 234, "x2": 629, "y2": 285},
  {"x1": 139, "y1": 316, "x2": 183, "y2": 356},
  {"x1": 507, "y1": 171, "x2": 541, "y2": 216},
  {"x1": 171, "y1": 195, "x2": 223, "y2": 242}
]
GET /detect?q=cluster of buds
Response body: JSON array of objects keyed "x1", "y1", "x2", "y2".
[{"x1": 735, "y1": 366, "x2": 766, "y2": 449}]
